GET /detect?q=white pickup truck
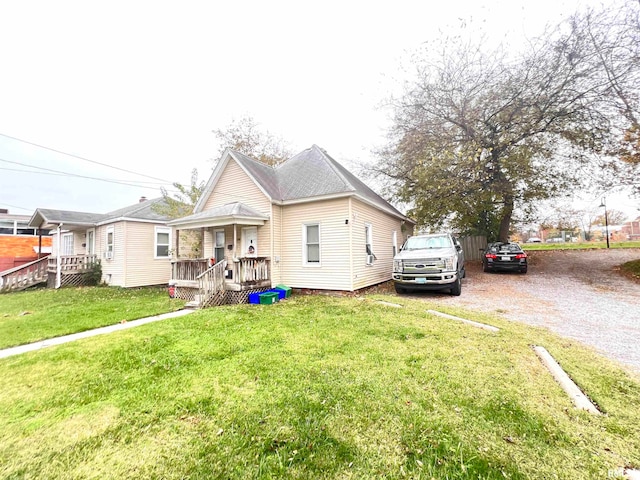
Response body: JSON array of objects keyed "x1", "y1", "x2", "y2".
[{"x1": 392, "y1": 233, "x2": 465, "y2": 296}]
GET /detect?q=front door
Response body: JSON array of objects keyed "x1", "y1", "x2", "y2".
[{"x1": 242, "y1": 227, "x2": 258, "y2": 257}]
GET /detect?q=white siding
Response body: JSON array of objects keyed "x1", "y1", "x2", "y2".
[
  {"x1": 203, "y1": 159, "x2": 271, "y2": 213},
  {"x1": 271, "y1": 204, "x2": 282, "y2": 285},
  {"x1": 201, "y1": 158, "x2": 272, "y2": 266},
  {"x1": 280, "y1": 198, "x2": 352, "y2": 291},
  {"x1": 97, "y1": 223, "x2": 125, "y2": 286},
  {"x1": 123, "y1": 222, "x2": 172, "y2": 287},
  {"x1": 351, "y1": 199, "x2": 411, "y2": 290}
]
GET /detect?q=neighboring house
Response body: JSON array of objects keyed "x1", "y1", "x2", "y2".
[
  {"x1": 622, "y1": 217, "x2": 640, "y2": 241},
  {"x1": 169, "y1": 145, "x2": 415, "y2": 294},
  {"x1": 29, "y1": 197, "x2": 172, "y2": 288},
  {"x1": 0, "y1": 209, "x2": 52, "y2": 271}
]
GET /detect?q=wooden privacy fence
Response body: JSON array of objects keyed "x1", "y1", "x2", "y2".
[{"x1": 459, "y1": 235, "x2": 488, "y2": 261}]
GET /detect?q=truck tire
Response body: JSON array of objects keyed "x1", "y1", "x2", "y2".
[
  {"x1": 450, "y1": 277, "x2": 462, "y2": 296},
  {"x1": 394, "y1": 284, "x2": 406, "y2": 294}
]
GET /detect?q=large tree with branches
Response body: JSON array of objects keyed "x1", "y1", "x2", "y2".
[{"x1": 377, "y1": 1, "x2": 640, "y2": 241}]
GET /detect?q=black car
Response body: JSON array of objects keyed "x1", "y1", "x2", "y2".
[{"x1": 482, "y1": 242, "x2": 528, "y2": 274}]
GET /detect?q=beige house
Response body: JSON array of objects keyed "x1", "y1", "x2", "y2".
[
  {"x1": 29, "y1": 198, "x2": 172, "y2": 288},
  {"x1": 169, "y1": 145, "x2": 414, "y2": 304}
]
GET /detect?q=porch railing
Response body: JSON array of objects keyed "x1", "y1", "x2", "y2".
[
  {"x1": 171, "y1": 259, "x2": 209, "y2": 282},
  {"x1": 0, "y1": 256, "x2": 50, "y2": 292},
  {"x1": 233, "y1": 257, "x2": 270, "y2": 285},
  {"x1": 197, "y1": 259, "x2": 226, "y2": 306},
  {"x1": 48, "y1": 255, "x2": 98, "y2": 273}
]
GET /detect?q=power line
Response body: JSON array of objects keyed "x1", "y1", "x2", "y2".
[
  {"x1": 0, "y1": 165, "x2": 168, "y2": 185},
  {"x1": 0, "y1": 132, "x2": 173, "y2": 183},
  {"x1": 0, "y1": 201, "x2": 34, "y2": 212},
  {"x1": 0, "y1": 158, "x2": 175, "y2": 191}
]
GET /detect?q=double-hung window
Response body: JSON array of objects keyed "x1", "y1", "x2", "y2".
[
  {"x1": 365, "y1": 223, "x2": 376, "y2": 265},
  {"x1": 303, "y1": 223, "x2": 320, "y2": 266},
  {"x1": 155, "y1": 227, "x2": 171, "y2": 258},
  {"x1": 62, "y1": 233, "x2": 74, "y2": 256},
  {"x1": 105, "y1": 226, "x2": 114, "y2": 259}
]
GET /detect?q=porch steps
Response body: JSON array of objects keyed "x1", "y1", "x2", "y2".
[{"x1": 185, "y1": 294, "x2": 202, "y2": 309}]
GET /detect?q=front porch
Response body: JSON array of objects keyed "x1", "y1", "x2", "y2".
[
  {"x1": 47, "y1": 254, "x2": 99, "y2": 288},
  {"x1": 170, "y1": 257, "x2": 271, "y2": 307}
]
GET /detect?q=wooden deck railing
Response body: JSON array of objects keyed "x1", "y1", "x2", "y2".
[
  {"x1": 0, "y1": 256, "x2": 50, "y2": 292},
  {"x1": 197, "y1": 259, "x2": 226, "y2": 305},
  {"x1": 48, "y1": 255, "x2": 98, "y2": 273},
  {"x1": 171, "y1": 259, "x2": 209, "y2": 282},
  {"x1": 233, "y1": 257, "x2": 270, "y2": 285}
]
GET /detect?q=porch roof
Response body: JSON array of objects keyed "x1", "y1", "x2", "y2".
[{"x1": 168, "y1": 202, "x2": 269, "y2": 229}]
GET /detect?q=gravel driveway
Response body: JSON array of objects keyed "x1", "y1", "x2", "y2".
[{"x1": 396, "y1": 249, "x2": 640, "y2": 374}]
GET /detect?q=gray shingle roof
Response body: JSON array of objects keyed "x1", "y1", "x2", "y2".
[
  {"x1": 227, "y1": 145, "x2": 408, "y2": 220},
  {"x1": 100, "y1": 197, "x2": 170, "y2": 223},
  {"x1": 168, "y1": 202, "x2": 268, "y2": 226},
  {"x1": 29, "y1": 198, "x2": 170, "y2": 228}
]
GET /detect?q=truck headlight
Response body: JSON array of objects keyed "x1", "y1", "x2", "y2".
[
  {"x1": 443, "y1": 255, "x2": 455, "y2": 271},
  {"x1": 393, "y1": 259, "x2": 403, "y2": 272}
]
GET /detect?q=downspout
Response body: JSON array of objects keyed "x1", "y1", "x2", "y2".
[
  {"x1": 55, "y1": 223, "x2": 62, "y2": 289},
  {"x1": 37, "y1": 228, "x2": 42, "y2": 258}
]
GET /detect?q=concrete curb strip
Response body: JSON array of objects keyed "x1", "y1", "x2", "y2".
[
  {"x1": 533, "y1": 345, "x2": 601, "y2": 415},
  {"x1": 376, "y1": 301, "x2": 403, "y2": 308},
  {"x1": 0, "y1": 310, "x2": 195, "y2": 359},
  {"x1": 426, "y1": 310, "x2": 500, "y2": 332}
]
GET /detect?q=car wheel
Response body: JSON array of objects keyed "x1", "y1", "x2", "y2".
[
  {"x1": 520, "y1": 267, "x2": 528, "y2": 274},
  {"x1": 483, "y1": 262, "x2": 489, "y2": 273},
  {"x1": 394, "y1": 284, "x2": 406, "y2": 294},
  {"x1": 450, "y1": 277, "x2": 462, "y2": 296}
]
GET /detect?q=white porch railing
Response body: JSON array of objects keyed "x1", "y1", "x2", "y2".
[{"x1": 48, "y1": 254, "x2": 98, "y2": 273}]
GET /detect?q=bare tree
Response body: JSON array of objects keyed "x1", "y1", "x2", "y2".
[
  {"x1": 213, "y1": 115, "x2": 292, "y2": 166},
  {"x1": 376, "y1": 1, "x2": 640, "y2": 242}
]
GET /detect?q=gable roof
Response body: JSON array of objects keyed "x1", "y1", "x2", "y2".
[
  {"x1": 196, "y1": 145, "x2": 413, "y2": 222},
  {"x1": 29, "y1": 198, "x2": 170, "y2": 229},
  {"x1": 168, "y1": 202, "x2": 269, "y2": 229}
]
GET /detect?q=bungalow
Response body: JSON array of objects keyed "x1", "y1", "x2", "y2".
[
  {"x1": 169, "y1": 145, "x2": 415, "y2": 306},
  {"x1": 28, "y1": 197, "x2": 172, "y2": 288}
]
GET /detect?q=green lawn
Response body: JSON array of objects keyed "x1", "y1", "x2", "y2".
[
  {"x1": 521, "y1": 241, "x2": 640, "y2": 250},
  {"x1": 1, "y1": 294, "x2": 638, "y2": 479},
  {"x1": 0, "y1": 286, "x2": 185, "y2": 349}
]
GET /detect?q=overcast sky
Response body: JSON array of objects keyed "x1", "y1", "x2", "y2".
[{"x1": 1, "y1": 0, "x2": 637, "y2": 220}]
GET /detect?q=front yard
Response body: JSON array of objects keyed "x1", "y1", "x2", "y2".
[
  {"x1": 0, "y1": 286, "x2": 185, "y2": 349},
  {"x1": 1, "y1": 291, "x2": 639, "y2": 479}
]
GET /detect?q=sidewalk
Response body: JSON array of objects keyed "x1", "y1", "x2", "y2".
[{"x1": 0, "y1": 309, "x2": 195, "y2": 359}]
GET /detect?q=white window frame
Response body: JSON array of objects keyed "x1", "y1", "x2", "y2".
[
  {"x1": 365, "y1": 223, "x2": 375, "y2": 265},
  {"x1": 105, "y1": 226, "x2": 114, "y2": 260},
  {"x1": 302, "y1": 222, "x2": 321, "y2": 267},
  {"x1": 62, "y1": 233, "x2": 74, "y2": 256},
  {"x1": 154, "y1": 226, "x2": 172, "y2": 259}
]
